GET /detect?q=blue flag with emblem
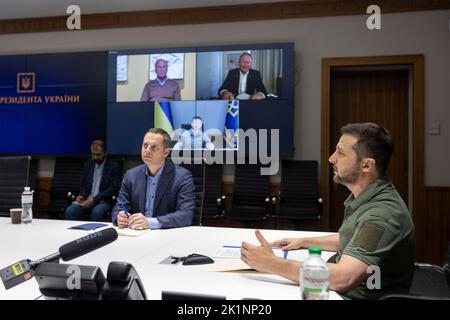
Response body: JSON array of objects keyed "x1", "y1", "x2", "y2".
[
  {"x1": 154, "y1": 101, "x2": 174, "y2": 137},
  {"x1": 224, "y1": 100, "x2": 239, "y2": 149}
]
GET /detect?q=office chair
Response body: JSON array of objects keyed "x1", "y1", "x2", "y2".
[
  {"x1": 39, "y1": 157, "x2": 86, "y2": 218},
  {"x1": 0, "y1": 156, "x2": 38, "y2": 217},
  {"x1": 180, "y1": 163, "x2": 224, "y2": 225},
  {"x1": 271, "y1": 160, "x2": 322, "y2": 220},
  {"x1": 380, "y1": 245, "x2": 450, "y2": 300},
  {"x1": 226, "y1": 163, "x2": 271, "y2": 221}
]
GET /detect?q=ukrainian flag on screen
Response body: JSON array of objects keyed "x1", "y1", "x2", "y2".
[
  {"x1": 154, "y1": 101, "x2": 174, "y2": 137},
  {"x1": 224, "y1": 100, "x2": 239, "y2": 148}
]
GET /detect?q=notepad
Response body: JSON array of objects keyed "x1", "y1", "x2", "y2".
[
  {"x1": 69, "y1": 223, "x2": 108, "y2": 231},
  {"x1": 115, "y1": 227, "x2": 149, "y2": 237}
]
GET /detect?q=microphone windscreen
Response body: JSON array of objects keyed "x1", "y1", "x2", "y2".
[{"x1": 59, "y1": 228, "x2": 118, "y2": 261}]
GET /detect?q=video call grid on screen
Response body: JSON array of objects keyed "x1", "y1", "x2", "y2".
[
  {"x1": 106, "y1": 43, "x2": 295, "y2": 156},
  {"x1": 107, "y1": 43, "x2": 294, "y2": 102}
]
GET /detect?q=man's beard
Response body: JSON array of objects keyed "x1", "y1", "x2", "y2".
[{"x1": 333, "y1": 161, "x2": 360, "y2": 185}]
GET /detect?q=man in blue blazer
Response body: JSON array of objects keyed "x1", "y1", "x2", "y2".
[
  {"x1": 65, "y1": 140, "x2": 121, "y2": 221},
  {"x1": 218, "y1": 52, "x2": 267, "y2": 100},
  {"x1": 112, "y1": 128, "x2": 195, "y2": 229}
]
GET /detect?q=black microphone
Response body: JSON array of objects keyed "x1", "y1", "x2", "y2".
[
  {"x1": 59, "y1": 227, "x2": 118, "y2": 261},
  {"x1": 1, "y1": 228, "x2": 118, "y2": 290}
]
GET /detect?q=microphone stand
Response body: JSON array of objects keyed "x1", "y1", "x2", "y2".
[
  {"x1": 198, "y1": 157, "x2": 206, "y2": 227},
  {"x1": 26, "y1": 155, "x2": 31, "y2": 188},
  {"x1": 29, "y1": 252, "x2": 61, "y2": 268}
]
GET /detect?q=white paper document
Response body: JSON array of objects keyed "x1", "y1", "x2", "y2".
[{"x1": 214, "y1": 246, "x2": 288, "y2": 259}]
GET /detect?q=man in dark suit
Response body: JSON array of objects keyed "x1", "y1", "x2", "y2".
[
  {"x1": 65, "y1": 140, "x2": 121, "y2": 221},
  {"x1": 112, "y1": 128, "x2": 195, "y2": 229},
  {"x1": 218, "y1": 52, "x2": 267, "y2": 100}
]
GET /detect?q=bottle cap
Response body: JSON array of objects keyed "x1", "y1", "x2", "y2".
[
  {"x1": 308, "y1": 247, "x2": 322, "y2": 255},
  {"x1": 24, "y1": 187, "x2": 30, "y2": 191}
]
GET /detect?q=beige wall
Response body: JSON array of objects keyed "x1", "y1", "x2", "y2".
[
  {"x1": 0, "y1": 10, "x2": 449, "y2": 185},
  {"x1": 116, "y1": 53, "x2": 196, "y2": 101}
]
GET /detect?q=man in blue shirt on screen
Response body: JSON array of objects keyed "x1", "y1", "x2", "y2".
[
  {"x1": 173, "y1": 116, "x2": 215, "y2": 150},
  {"x1": 112, "y1": 128, "x2": 195, "y2": 229}
]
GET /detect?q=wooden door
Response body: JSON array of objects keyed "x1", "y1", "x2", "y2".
[{"x1": 329, "y1": 69, "x2": 410, "y2": 231}]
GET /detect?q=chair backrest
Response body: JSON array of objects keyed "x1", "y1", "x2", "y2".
[
  {"x1": 109, "y1": 157, "x2": 125, "y2": 179},
  {"x1": 122, "y1": 158, "x2": 143, "y2": 175},
  {"x1": 381, "y1": 263, "x2": 450, "y2": 300},
  {"x1": 277, "y1": 160, "x2": 321, "y2": 219},
  {"x1": 0, "y1": 156, "x2": 37, "y2": 217},
  {"x1": 180, "y1": 163, "x2": 223, "y2": 223},
  {"x1": 47, "y1": 157, "x2": 86, "y2": 214},
  {"x1": 380, "y1": 245, "x2": 450, "y2": 300},
  {"x1": 202, "y1": 164, "x2": 223, "y2": 217},
  {"x1": 180, "y1": 163, "x2": 204, "y2": 219},
  {"x1": 227, "y1": 164, "x2": 271, "y2": 221},
  {"x1": 233, "y1": 164, "x2": 270, "y2": 207},
  {"x1": 410, "y1": 263, "x2": 450, "y2": 298}
]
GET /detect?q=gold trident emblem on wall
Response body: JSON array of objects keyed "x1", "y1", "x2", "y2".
[
  {"x1": 17, "y1": 72, "x2": 36, "y2": 93},
  {"x1": 21, "y1": 77, "x2": 31, "y2": 89}
]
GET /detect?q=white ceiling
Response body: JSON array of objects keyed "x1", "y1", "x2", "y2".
[{"x1": 0, "y1": 0, "x2": 301, "y2": 20}]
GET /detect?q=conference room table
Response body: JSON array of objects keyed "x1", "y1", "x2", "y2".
[{"x1": 0, "y1": 218, "x2": 342, "y2": 300}]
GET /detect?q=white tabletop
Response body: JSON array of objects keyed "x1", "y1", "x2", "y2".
[{"x1": 0, "y1": 218, "x2": 341, "y2": 300}]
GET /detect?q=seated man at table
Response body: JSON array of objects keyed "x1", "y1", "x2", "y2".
[
  {"x1": 112, "y1": 128, "x2": 195, "y2": 229},
  {"x1": 240, "y1": 123, "x2": 416, "y2": 299},
  {"x1": 172, "y1": 116, "x2": 215, "y2": 150},
  {"x1": 65, "y1": 140, "x2": 121, "y2": 221},
  {"x1": 218, "y1": 52, "x2": 267, "y2": 100}
]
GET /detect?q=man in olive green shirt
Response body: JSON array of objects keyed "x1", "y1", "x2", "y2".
[{"x1": 240, "y1": 122, "x2": 416, "y2": 299}]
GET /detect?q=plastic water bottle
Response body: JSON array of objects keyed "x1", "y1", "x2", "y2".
[
  {"x1": 21, "y1": 187, "x2": 33, "y2": 224},
  {"x1": 300, "y1": 247, "x2": 329, "y2": 300}
]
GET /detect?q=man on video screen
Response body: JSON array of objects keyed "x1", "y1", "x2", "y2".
[
  {"x1": 173, "y1": 116, "x2": 214, "y2": 150},
  {"x1": 218, "y1": 52, "x2": 267, "y2": 100},
  {"x1": 141, "y1": 59, "x2": 181, "y2": 101}
]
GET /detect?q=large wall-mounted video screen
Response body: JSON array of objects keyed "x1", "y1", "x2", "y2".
[
  {"x1": 0, "y1": 52, "x2": 107, "y2": 155},
  {"x1": 107, "y1": 42, "x2": 295, "y2": 156}
]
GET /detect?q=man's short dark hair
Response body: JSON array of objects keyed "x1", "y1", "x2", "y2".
[
  {"x1": 239, "y1": 52, "x2": 252, "y2": 62},
  {"x1": 146, "y1": 128, "x2": 172, "y2": 149},
  {"x1": 91, "y1": 139, "x2": 106, "y2": 152},
  {"x1": 192, "y1": 116, "x2": 202, "y2": 122},
  {"x1": 340, "y1": 122, "x2": 394, "y2": 175}
]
